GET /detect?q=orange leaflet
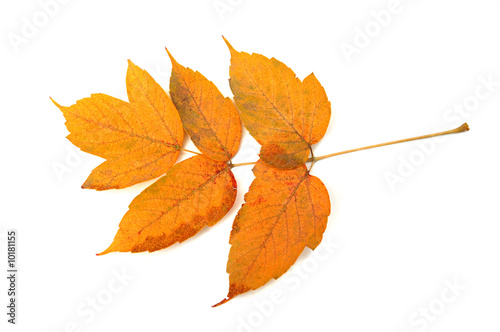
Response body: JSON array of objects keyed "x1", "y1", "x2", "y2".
[
  {"x1": 223, "y1": 37, "x2": 331, "y2": 169},
  {"x1": 167, "y1": 49, "x2": 241, "y2": 162},
  {"x1": 51, "y1": 60, "x2": 184, "y2": 190},
  {"x1": 98, "y1": 155, "x2": 237, "y2": 255},
  {"x1": 215, "y1": 160, "x2": 330, "y2": 306}
]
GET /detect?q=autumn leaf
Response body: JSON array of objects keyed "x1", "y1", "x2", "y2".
[
  {"x1": 223, "y1": 37, "x2": 331, "y2": 169},
  {"x1": 99, "y1": 154, "x2": 237, "y2": 254},
  {"x1": 51, "y1": 60, "x2": 184, "y2": 190},
  {"x1": 52, "y1": 41, "x2": 469, "y2": 307},
  {"x1": 214, "y1": 160, "x2": 330, "y2": 306},
  {"x1": 167, "y1": 49, "x2": 241, "y2": 162}
]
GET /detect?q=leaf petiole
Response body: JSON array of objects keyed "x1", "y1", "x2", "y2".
[
  {"x1": 231, "y1": 123, "x2": 470, "y2": 168},
  {"x1": 229, "y1": 161, "x2": 257, "y2": 167},
  {"x1": 180, "y1": 148, "x2": 202, "y2": 155}
]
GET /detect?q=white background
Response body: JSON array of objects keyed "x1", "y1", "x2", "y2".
[{"x1": 1, "y1": 0, "x2": 500, "y2": 331}]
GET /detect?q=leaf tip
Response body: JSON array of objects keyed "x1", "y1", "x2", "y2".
[
  {"x1": 165, "y1": 47, "x2": 178, "y2": 66},
  {"x1": 81, "y1": 176, "x2": 115, "y2": 191},
  {"x1": 50, "y1": 97, "x2": 62, "y2": 109},
  {"x1": 165, "y1": 47, "x2": 175, "y2": 62},
  {"x1": 213, "y1": 284, "x2": 246, "y2": 307},
  {"x1": 126, "y1": 59, "x2": 138, "y2": 72},
  {"x1": 222, "y1": 36, "x2": 236, "y2": 53},
  {"x1": 97, "y1": 242, "x2": 117, "y2": 256},
  {"x1": 96, "y1": 249, "x2": 110, "y2": 256},
  {"x1": 212, "y1": 297, "x2": 231, "y2": 308},
  {"x1": 81, "y1": 181, "x2": 98, "y2": 190}
]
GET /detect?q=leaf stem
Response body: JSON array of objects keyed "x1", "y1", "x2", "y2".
[
  {"x1": 230, "y1": 123, "x2": 469, "y2": 168},
  {"x1": 311, "y1": 123, "x2": 469, "y2": 163},
  {"x1": 231, "y1": 161, "x2": 258, "y2": 167},
  {"x1": 180, "y1": 148, "x2": 202, "y2": 155}
]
